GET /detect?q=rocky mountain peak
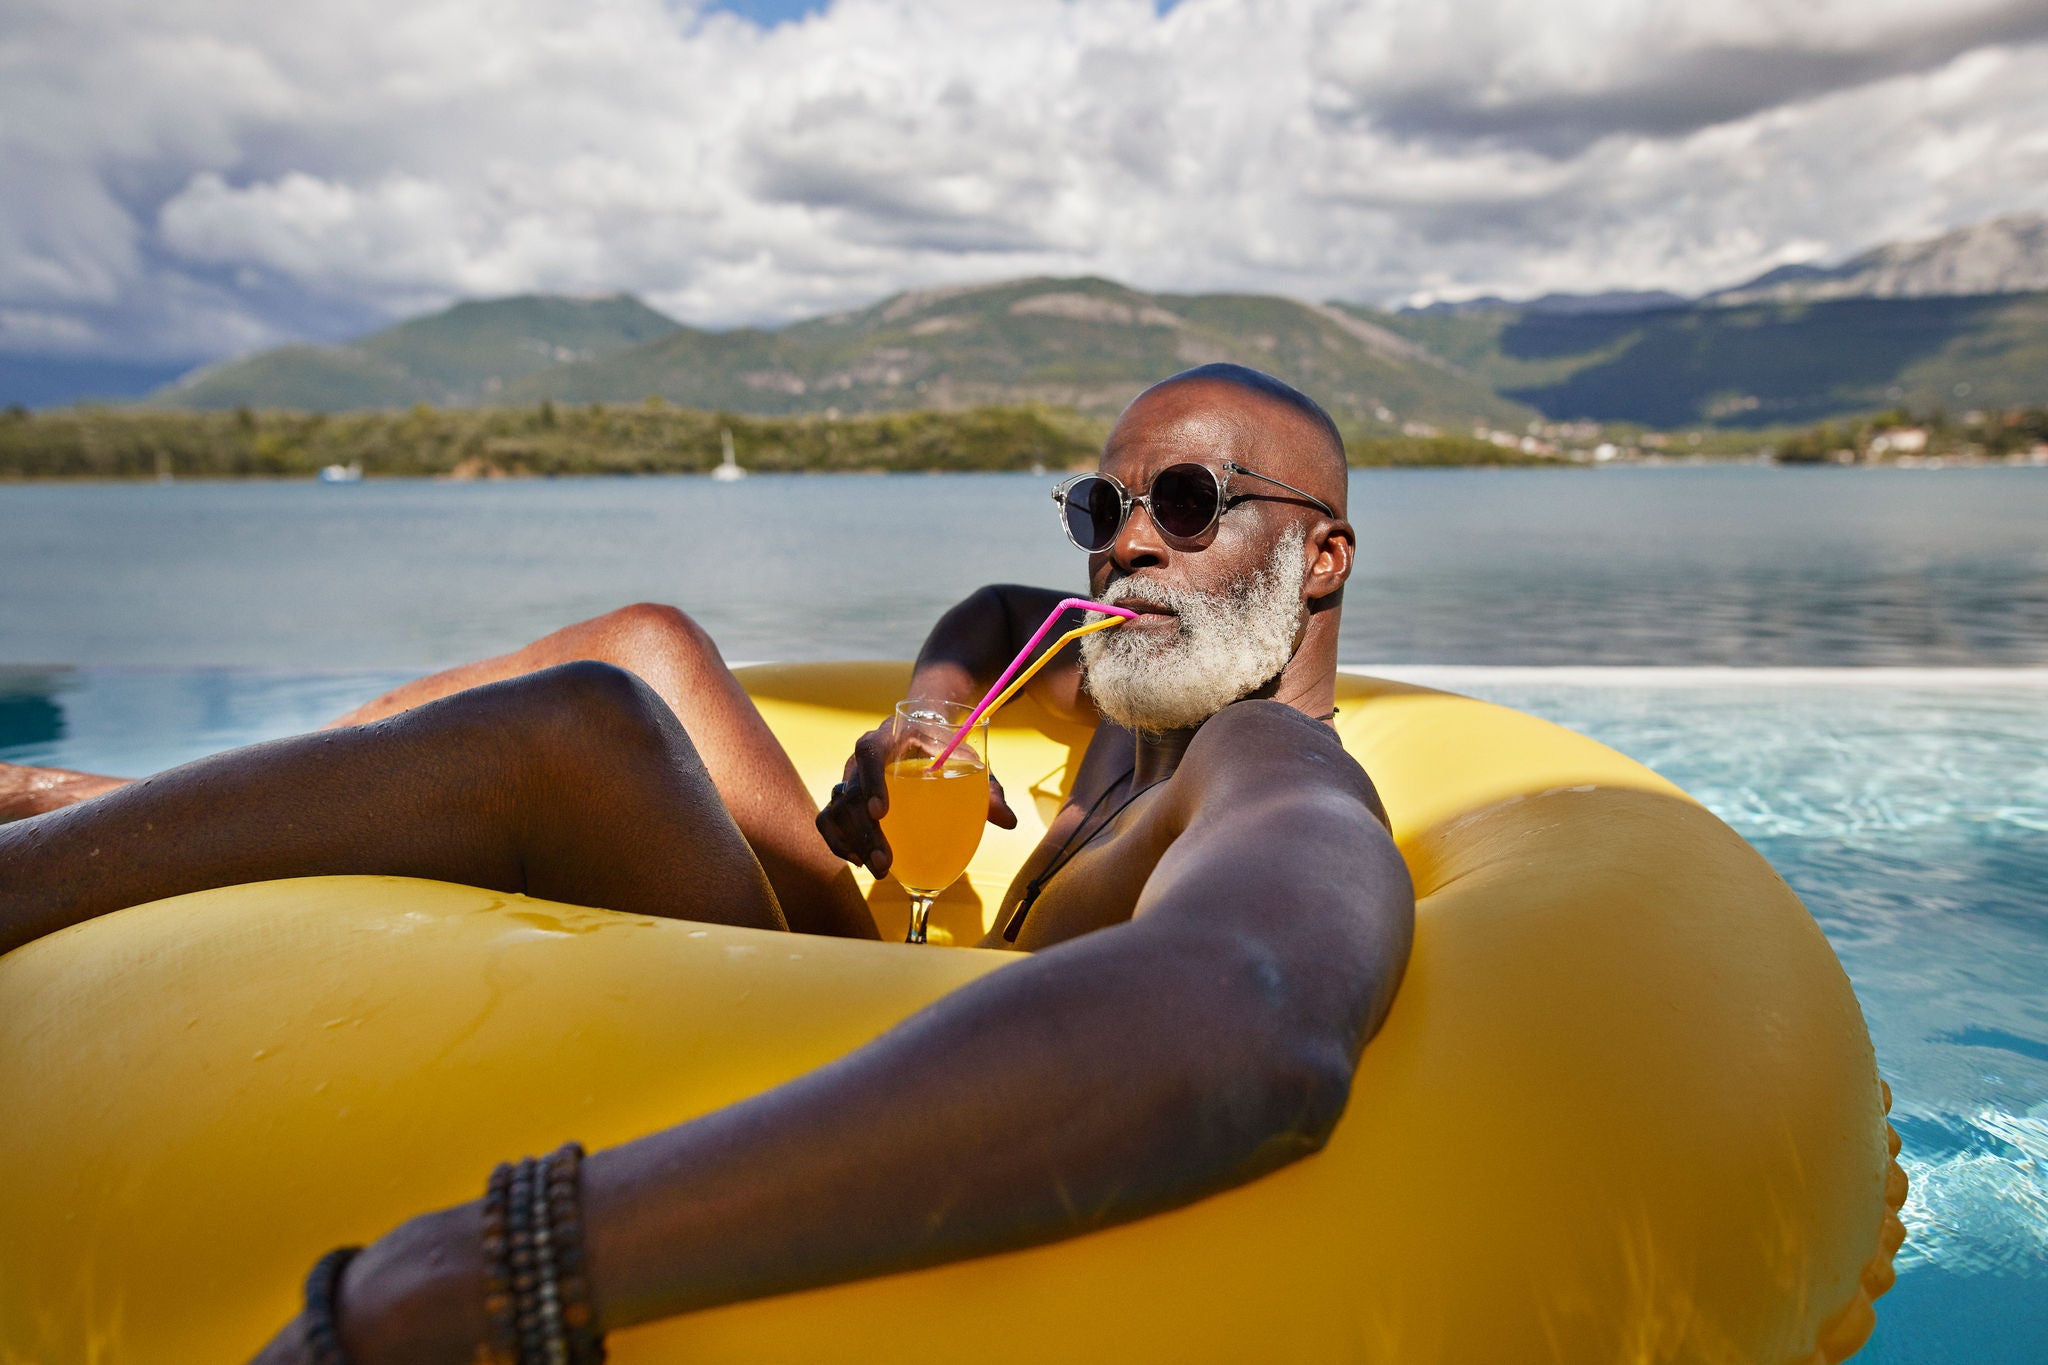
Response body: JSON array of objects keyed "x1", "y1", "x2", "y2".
[{"x1": 1712, "y1": 213, "x2": 2048, "y2": 304}]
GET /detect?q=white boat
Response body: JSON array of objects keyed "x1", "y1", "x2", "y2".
[
  {"x1": 317, "y1": 463, "x2": 363, "y2": 484},
  {"x1": 710, "y1": 428, "x2": 745, "y2": 482}
]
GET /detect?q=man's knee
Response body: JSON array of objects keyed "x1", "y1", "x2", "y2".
[
  {"x1": 599, "y1": 602, "x2": 721, "y2": 672},
  {"x1": 420, "y1": 661, "x2": 682, "y2": 778},
  {"x1": 526, "y1": 659, "x2": 680, "y2": 741}
]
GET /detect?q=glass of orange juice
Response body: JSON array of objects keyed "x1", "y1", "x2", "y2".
[{"x1": 881, "y1": 699, "x2": 990, "y2": 944}]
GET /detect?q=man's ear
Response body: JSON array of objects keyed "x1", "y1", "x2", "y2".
[{"x1": 1304, "y1": 519, "x2": 1354, "y2": 601}]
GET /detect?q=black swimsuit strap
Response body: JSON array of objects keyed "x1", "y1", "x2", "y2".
[{"x1": 1001, "y1": 767, "x2": 1157, "y2": 943}]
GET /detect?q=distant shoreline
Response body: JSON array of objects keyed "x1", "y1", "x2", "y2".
[
  {"x1": 6, "y1": 459, "x2": 2045, "y2": 486},
  {"x1": 4, "y1": 402, "x2": 2042, "y2": 481}
]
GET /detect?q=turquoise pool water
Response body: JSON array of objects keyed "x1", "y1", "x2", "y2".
[{"x1": 4, "y1": 663, "x2": 2042, "y2": 1362}]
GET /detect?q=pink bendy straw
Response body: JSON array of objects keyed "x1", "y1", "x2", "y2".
[{"x1": 926, "y1": 598, "x2": 1137, "y2": 771}]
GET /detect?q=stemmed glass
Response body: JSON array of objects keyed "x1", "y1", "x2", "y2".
[{"x1": 880, "y1": 700, "x2": 990, "y2": 944}]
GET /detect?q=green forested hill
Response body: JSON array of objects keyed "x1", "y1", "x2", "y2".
[
  {"x1": 1358, "y1": 292, "x2": 2048, "y2": 427},
  {"x1": 504, "y1": 276, "x2": 1533, "y2": 432},
  {"x1": 155, "y1": 294, "x2": 682, "y2": 411}
]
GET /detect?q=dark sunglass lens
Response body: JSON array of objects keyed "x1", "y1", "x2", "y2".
[
  {"x1": 1062, "y1": 477, "x2": 1122, "y2": 550},
  {"x1": 1084, "y1": 477, "x2": 1125, "y2": 549},
  {"x1": 1150, "y1": 464, "x2": 1219, "y2": 538}
]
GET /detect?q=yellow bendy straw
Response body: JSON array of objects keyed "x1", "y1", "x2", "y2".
[
  {"x1": 926, "y1": 597, "x2": 1137, "y2": 771},
  {"x1": 978, "y1": 616, "x2": 1126, "y2": 718}
]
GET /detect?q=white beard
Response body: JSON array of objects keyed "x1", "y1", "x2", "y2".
[{"x1": 1079, "y1": 524, "x2": 1309, "y2": 734}]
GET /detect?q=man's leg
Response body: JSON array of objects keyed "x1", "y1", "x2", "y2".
[
  {"x1": 0, "y1": 662, "x2": 795, "y2": 958},
  {"x1": 0, "y1": 605, "x2": 872, "y2": 938},
  {"x1": 0, "y1": 762, "x2": 123, "y2": 820}
]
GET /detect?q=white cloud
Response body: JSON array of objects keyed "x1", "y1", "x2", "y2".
[{"x1": 3, "y1": 0, "x2": 2047, "y2": 360}]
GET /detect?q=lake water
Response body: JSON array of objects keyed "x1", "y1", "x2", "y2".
[
  {"x1": 1, "y1": 467, "x2": 2044, "y2": 669},
  {"x1": 3, "y1": 468, "x2": 2046, "y2": 1362}
]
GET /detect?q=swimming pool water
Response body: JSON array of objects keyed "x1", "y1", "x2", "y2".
[
  {"x1": 4, "y1": 663, "x2": 2043, "y2": 1361},
  {"x1": 1398, "y1": 669, "x2": 2048, "y2": 1365}
]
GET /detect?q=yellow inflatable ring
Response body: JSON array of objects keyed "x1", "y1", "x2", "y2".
[{"x1": 0, "y1": 664, "x2": 1904, "y2": 1363}]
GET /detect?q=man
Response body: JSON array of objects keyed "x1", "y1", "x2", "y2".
[{"x1": 0, "y1": 365, "x2": 1414, "y2": 1362}]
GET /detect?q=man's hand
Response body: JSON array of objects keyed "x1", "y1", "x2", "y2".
[
  {"x1": 247, "y1": 1317, "x2": 312, "y2": 1365},
  {"x1": 245, "y1": 1209, "x2": 490, "y2": 1365},
  {"x1": 815, "y1": 714, "x2": 1017, "y2": 878}
]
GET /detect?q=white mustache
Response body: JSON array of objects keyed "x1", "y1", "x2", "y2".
[{"x1": 1097, "y1": 577, "x2": 1185, "y2": 613}]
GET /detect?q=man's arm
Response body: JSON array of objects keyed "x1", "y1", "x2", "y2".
[
  {"x1": 818, "y1": 583, "x2": 1103, "y2": 876},
  {"x1": 312, "y1": 703, "x2": 1413, "y2": 1361}
]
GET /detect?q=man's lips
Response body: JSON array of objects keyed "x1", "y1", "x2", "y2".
[{"x1": 1117, "y1": 603, "x2": 1179, "y2": 629}]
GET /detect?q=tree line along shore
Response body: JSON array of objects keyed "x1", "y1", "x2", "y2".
[
  {"x1": 2, "y1": 400, "x2": 2042, "y2": 481},
  {"x1": 0, "y1": 401, "x2": 1557, "y2": 481}
]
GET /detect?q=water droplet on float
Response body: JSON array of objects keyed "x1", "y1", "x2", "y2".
[{"x1": 687, "y1": 929, "x2": 709, "y2": 939}]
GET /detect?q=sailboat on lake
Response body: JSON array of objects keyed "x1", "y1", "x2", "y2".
[{"x1": 711, "y1": 428, "x2": 745, "y2": 482}]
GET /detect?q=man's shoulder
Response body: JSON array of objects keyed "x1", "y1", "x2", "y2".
[
  {"x1": 1176, "y1": 699, "x2": 1379, "y2": 813},
  {"x1": 1186, "y1": 697, "x2": 1347, "y2": 757}
]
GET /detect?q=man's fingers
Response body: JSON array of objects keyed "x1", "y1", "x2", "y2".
[
  {"x1": 815, "y1": 805, "x2": 856, "y2": 863},
  {"x1": 854, "y1": 731, "x2": 890, "y2": 819},
  {"x1": 988, "y1": 773, "x2": 1019, "y2": 830},
  {"x1": 817, "y1": 778, "x2": 861, "y2": 854},
  {"x1": 819, "y1": 767, "x2": 895, "y2": 874}
]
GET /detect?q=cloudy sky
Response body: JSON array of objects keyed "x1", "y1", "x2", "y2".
[{"x1": 6, "y1": 0, "x2": 2048, "y2": 385}]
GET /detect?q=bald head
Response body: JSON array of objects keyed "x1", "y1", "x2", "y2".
[{"x1": 1117, "y1": 364, "x2": 1349, "y2": 517}]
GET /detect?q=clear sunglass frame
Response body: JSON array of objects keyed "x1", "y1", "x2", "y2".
[{"x1": 1049, "y1": 460, "x2": 1334, "y2": 552}]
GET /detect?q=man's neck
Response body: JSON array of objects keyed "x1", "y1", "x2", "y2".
[
  {"x1": 1131, "y1": 725, "x2": 1198, "y2": 788},
  {"x1": 1265, "y1": 658, "x2": 1338, "y2": 722},
  {"x1": 1271, "y1": 606, "x2": 1342, "y2": 725}
]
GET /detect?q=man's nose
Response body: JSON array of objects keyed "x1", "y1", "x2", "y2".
[{"x1": 1108, "y1": 496, "x2": 1168, "y2": 571}]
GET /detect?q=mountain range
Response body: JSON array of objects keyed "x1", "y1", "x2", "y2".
[
  {"x1": 157, "y1": 277, "x2": 1532, "y2": 433},
  {"x1": 129, "y1": 211, "x2": 2048, "y2": 431}
]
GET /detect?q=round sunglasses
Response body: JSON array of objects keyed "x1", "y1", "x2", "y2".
[{"x1": 1051, "y1": 460, "x2": 1336, "y2": 553}]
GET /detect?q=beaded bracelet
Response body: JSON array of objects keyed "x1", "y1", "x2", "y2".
[
  {"x1": 482, "y1": 1144, "x2": 605, "y2": 1365},
  {"x1": 481, "y1": 1160, "x2": 520, "y2": 1363},
  {"x1": 543, "y1": 1143, "x2": 604, "y2": 1364},
  {"x1": 301, "y1": 1245, "x2": 363, "y2": 1365},
  {"x1": 526, "y1": 1153, "x2": 567, "y2": 1365},
  {"x1": 509, "y1": 1155, "x2": 545, "y2": 1363}
]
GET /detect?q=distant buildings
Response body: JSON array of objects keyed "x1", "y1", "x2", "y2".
[{"x1": 1866, "y1": 427, "x2": 1928, "y2": 456}]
